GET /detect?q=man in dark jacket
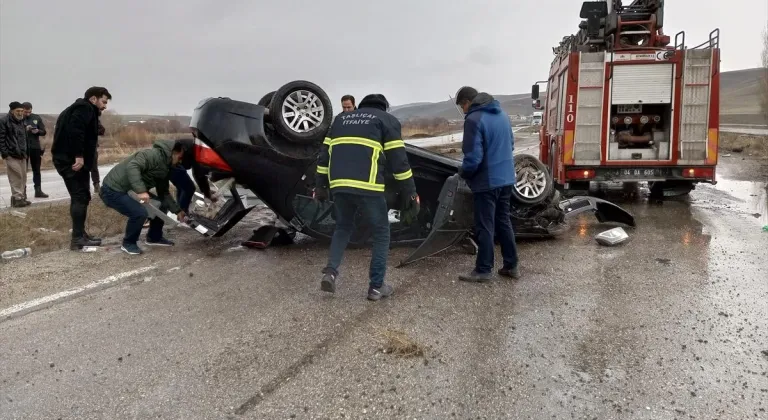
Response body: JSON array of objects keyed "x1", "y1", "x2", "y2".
[
  {"x1": 314, "y1": 93, "x2": 420, "y2": 301},
  {"x1": 455, "y1": 86, "x2": 520, "y2": 282},
  {"x1": 0, "y1": 102, "x2": 31, "y2": 207},
  {"x1": 51, "y1": 86, "x2": 111, "y2": 249},
  {"x1": 100, "y1": 140, "x2": 187, "y2": 255},
  {"x1": 22, "y1": 102, "x2": 49, "y2": 198}
]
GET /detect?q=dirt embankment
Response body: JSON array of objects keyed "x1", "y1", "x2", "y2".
[{"x1": 719, "y1": 132, "x2": 768, "y2": 158}]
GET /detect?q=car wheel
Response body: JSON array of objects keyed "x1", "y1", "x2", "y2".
[
  {"x1": 512, "y1": 154, "x2": 554, "y2": 206},
  {"x1": 258, "y1": 91, "x2": 275, "y2": 107},
  {"x1": 269, "y1": 80, "x2": 333, "y2": 145}
]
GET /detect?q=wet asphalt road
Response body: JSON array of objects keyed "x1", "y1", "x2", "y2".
[{"x1": 0, "y1": 157, "x2": 767, "y2": 419}]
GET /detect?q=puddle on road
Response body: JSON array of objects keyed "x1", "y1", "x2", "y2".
[{"x1": 693, "y1": 178, "x2": 768, "y2": 227}]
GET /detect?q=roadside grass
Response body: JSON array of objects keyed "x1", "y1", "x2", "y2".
[
  {"x1": 719, "y1": 132, "x2": 768, "y2": 158},
  {"x1": 402, "y1": 126, "x2": 462, "y2": 140},
  {"x1": 425, "y1": 141, "x2": 463, "y2": 159},
  {"x1": 0, "y1": 130, "x2": 190, "y2": 175},
  {"x1": 0, "y1": 198, "x2": 126, "y2": 254},
  {"x1": 379, "y1": 328, "x2": 426, "y2": 358}
]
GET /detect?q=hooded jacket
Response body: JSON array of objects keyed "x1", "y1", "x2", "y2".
[
  {"x1": 316, "y1": 94, "x2": 416, "y2": 196},
  {"x1": 0, "y1": 112, "x2": 28, "y2": 159},
  {"x1": 459, "y1": 93, "x2": 516, "y2": 192},
  {"x1": 102, "y1": 140, "x2": 182, "y2": 214},
  {"x1": 51, "y1": 98, "x2": 100, "y2": 170}
]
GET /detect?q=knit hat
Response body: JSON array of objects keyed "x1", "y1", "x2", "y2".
[
  {"x1": 9, "y1": 101, "x2": 23, "y2": 111},
  {"x1": 358, "y1": 94, "x2": 389, "y2": 112}
]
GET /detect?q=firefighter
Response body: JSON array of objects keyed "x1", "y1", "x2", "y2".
[{"x1": 314, "y1": 93, "x2": 419, "y2": 301}]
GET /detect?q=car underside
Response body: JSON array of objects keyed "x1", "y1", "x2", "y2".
[{"x1": 176, "y1": 80, "x2": 635, "y2": 266}]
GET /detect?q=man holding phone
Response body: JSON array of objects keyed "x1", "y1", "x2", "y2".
[{"x1": 22, "y1": 102, "x2": 49, "y2": 198}]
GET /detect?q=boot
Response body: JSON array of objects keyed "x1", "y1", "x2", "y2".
[
  {"x1": 84, "y1": 232, "x2": 103, "y2": 245},
  {"x1": 93, "y1": 182, "x2": 100, "y2": 195},
  {"x1": 34, "y1": 186, "x2": 49, "y2": 198},
  {"x1": 11, "y1": 197, "x2": 28, "y2": 208},
  {"x1": 70, "y1": 236, "x2": 102, "y2": 250}
]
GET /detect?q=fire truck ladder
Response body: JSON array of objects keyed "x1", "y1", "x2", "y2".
[{"x1": 678, "y1": 29, "x2": 719, "y2": 163}]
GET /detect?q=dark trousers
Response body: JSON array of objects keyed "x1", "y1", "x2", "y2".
[
  {"x1": 27, "y1": 148, "x2": 43, "y2": 188},
  {"x1": 53, "y1": 157, "x2": 91, "y2": 239},
  {"x1": 100, "y1": 184, "x2": 164, "y2": 245},
  {"x1": 90, "y1": 148, "x2": 100, "y2": 185},
  {"x1": 323, "y1": 192, "x2": 390, "y2": 288},
  {"x1": 472, "y1": 185, "x2": 519, "y2": 274},
  {"x1": 169, "y1": 167, "x2": 196, "y2": 213}
]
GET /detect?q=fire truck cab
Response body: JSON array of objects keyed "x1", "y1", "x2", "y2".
[{"x1": 533, "y1": 0, "x2": 720, "y2": 196}]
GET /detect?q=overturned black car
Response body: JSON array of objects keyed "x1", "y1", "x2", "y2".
[{"x1": 182, "y1": 80, "x2": 635, "y2": 266}]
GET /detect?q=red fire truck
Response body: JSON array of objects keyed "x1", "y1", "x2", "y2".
[{"x1": 532, "y1": 0, "x2": 721, "y2": 196}]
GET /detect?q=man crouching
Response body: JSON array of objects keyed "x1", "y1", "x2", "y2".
[{"x1": 100, "y1": 140, "x2": 187, "y2": 255}]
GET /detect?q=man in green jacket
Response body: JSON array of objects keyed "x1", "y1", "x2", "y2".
[{"x1": 100, "y1": 140, "x2": 187, "y2": 255}]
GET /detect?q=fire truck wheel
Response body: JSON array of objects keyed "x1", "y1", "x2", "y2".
[{"x1": 512, "y1": 154, "x2": 554, "y2": 206}]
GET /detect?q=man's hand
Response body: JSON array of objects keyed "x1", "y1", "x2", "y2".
[
  {"x1": 208, "y1": 191, "x2": 222, "y2": 203},
  {"x1": 135, "y1": 192, "x2": 150, "y2": 203},
  {"x1": 72, "y1": 157, "x2": 84, "y2": 171},
  {"x1": 25, "y1": 125, "x2": 33, "y2": 132},
  {"x1": 177, "y1": 210, "x2": 187, "y2": 223},
  {"x1": 313, "y1": 186, "x2": 329, "y2": 202},
  {"x1": 31, "y1": 128, "x2": 39, "y2": 134},
  {"x1": 400, "y1": 193, "x2": 420, "y2": 224}
]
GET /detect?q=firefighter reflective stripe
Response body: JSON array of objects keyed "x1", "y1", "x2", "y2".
[
  {"x1": 393, "y1": 169, "x2": 413, "y2": 180},
  {"x1": 329, "y1": 179, "x2": 385, "y2": 192},
  {"x1": 330, "y1": 137, "x2": 382, "y2": 151},
  {"x1": 369, "y1": 149, "x2": 380, "y2": 184},
  {"x1": 316, "y1": 165, "x2": 329, "y2": 174},
  {"x1": 383, "y1": 139, "x2": 405, "y2": 150},
  {"x1": 323, "y1": 137, "x2": 332, "y2": 145}
]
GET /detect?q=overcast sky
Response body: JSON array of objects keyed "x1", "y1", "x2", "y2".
[{"x1": 1, "y1": 0, "x2": 765, "y2": 115}]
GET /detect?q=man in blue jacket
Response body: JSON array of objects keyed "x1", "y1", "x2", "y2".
[{"x1": 455, "y1": 86, "x2": 520, "y2": 282}]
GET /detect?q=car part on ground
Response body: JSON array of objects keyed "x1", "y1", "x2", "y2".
[{"x1": 595, "y1": 227, "x2": 630, "y2": 246}]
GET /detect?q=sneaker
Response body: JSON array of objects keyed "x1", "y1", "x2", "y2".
[
  {"x1": 498, "y1": 266, "x2": 520, "y2": 280},
  {"x1": 458, "y1": 270, "x2": 492, "y2": 283},
  {"x1": 121, "y1": 243, "x2": 143, "y2": 255},
  {"x1": 367, "y1": 283, "x2": 393, "y2": 301},
  {"x1": 70, "y1": 236, "x2": 102, "y2": 250},
  {"x1": 145, "y1": 237, "x2": 175, "y2": 246},
  {"x1": 320, "y1": 272, "x2": 336, "y2": 293}
]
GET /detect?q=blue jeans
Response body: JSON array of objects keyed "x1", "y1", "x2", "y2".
[
  {"x1": 169, "y1": 167, "x2": 196, "y2": 213},
  {"x1": 472, "y1": 186, "x2": 519, "y2": 274},
  {"x1": 323, "y1": 193, "x2": 390, "y2": 288},
  {"x1": 100, "y1": 184, "x2": 164, "y2": 245}
]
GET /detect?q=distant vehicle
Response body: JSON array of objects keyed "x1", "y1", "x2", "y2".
[
  {"x1": 532, "y1": 111, "x2": 544, "y2": 126},
  {"x1": 531, "y1": 0, "x2": 721, "y2": 196},
  {"x1": 179, "y1": 80, "x2": 635, "y2": 266}
]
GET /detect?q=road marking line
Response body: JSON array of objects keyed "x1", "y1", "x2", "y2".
[{"x1": 0, "y1": 266, "x2": 156, "y2": 320}]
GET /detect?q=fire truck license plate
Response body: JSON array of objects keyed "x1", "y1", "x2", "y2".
[{"x1": 607, "y1": 168, "x2": 671, "y2": 178}]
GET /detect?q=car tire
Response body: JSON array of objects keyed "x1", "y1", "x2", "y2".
[
  {"x1": 512, "y1": 154, "x2": 554, "y2": 206},
  {"x1": 269, "y1": 80, "x2": 333, "y2": 145},
  {"x1": 258, "y1": 91, "x2": 275, "y2": 107}
]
